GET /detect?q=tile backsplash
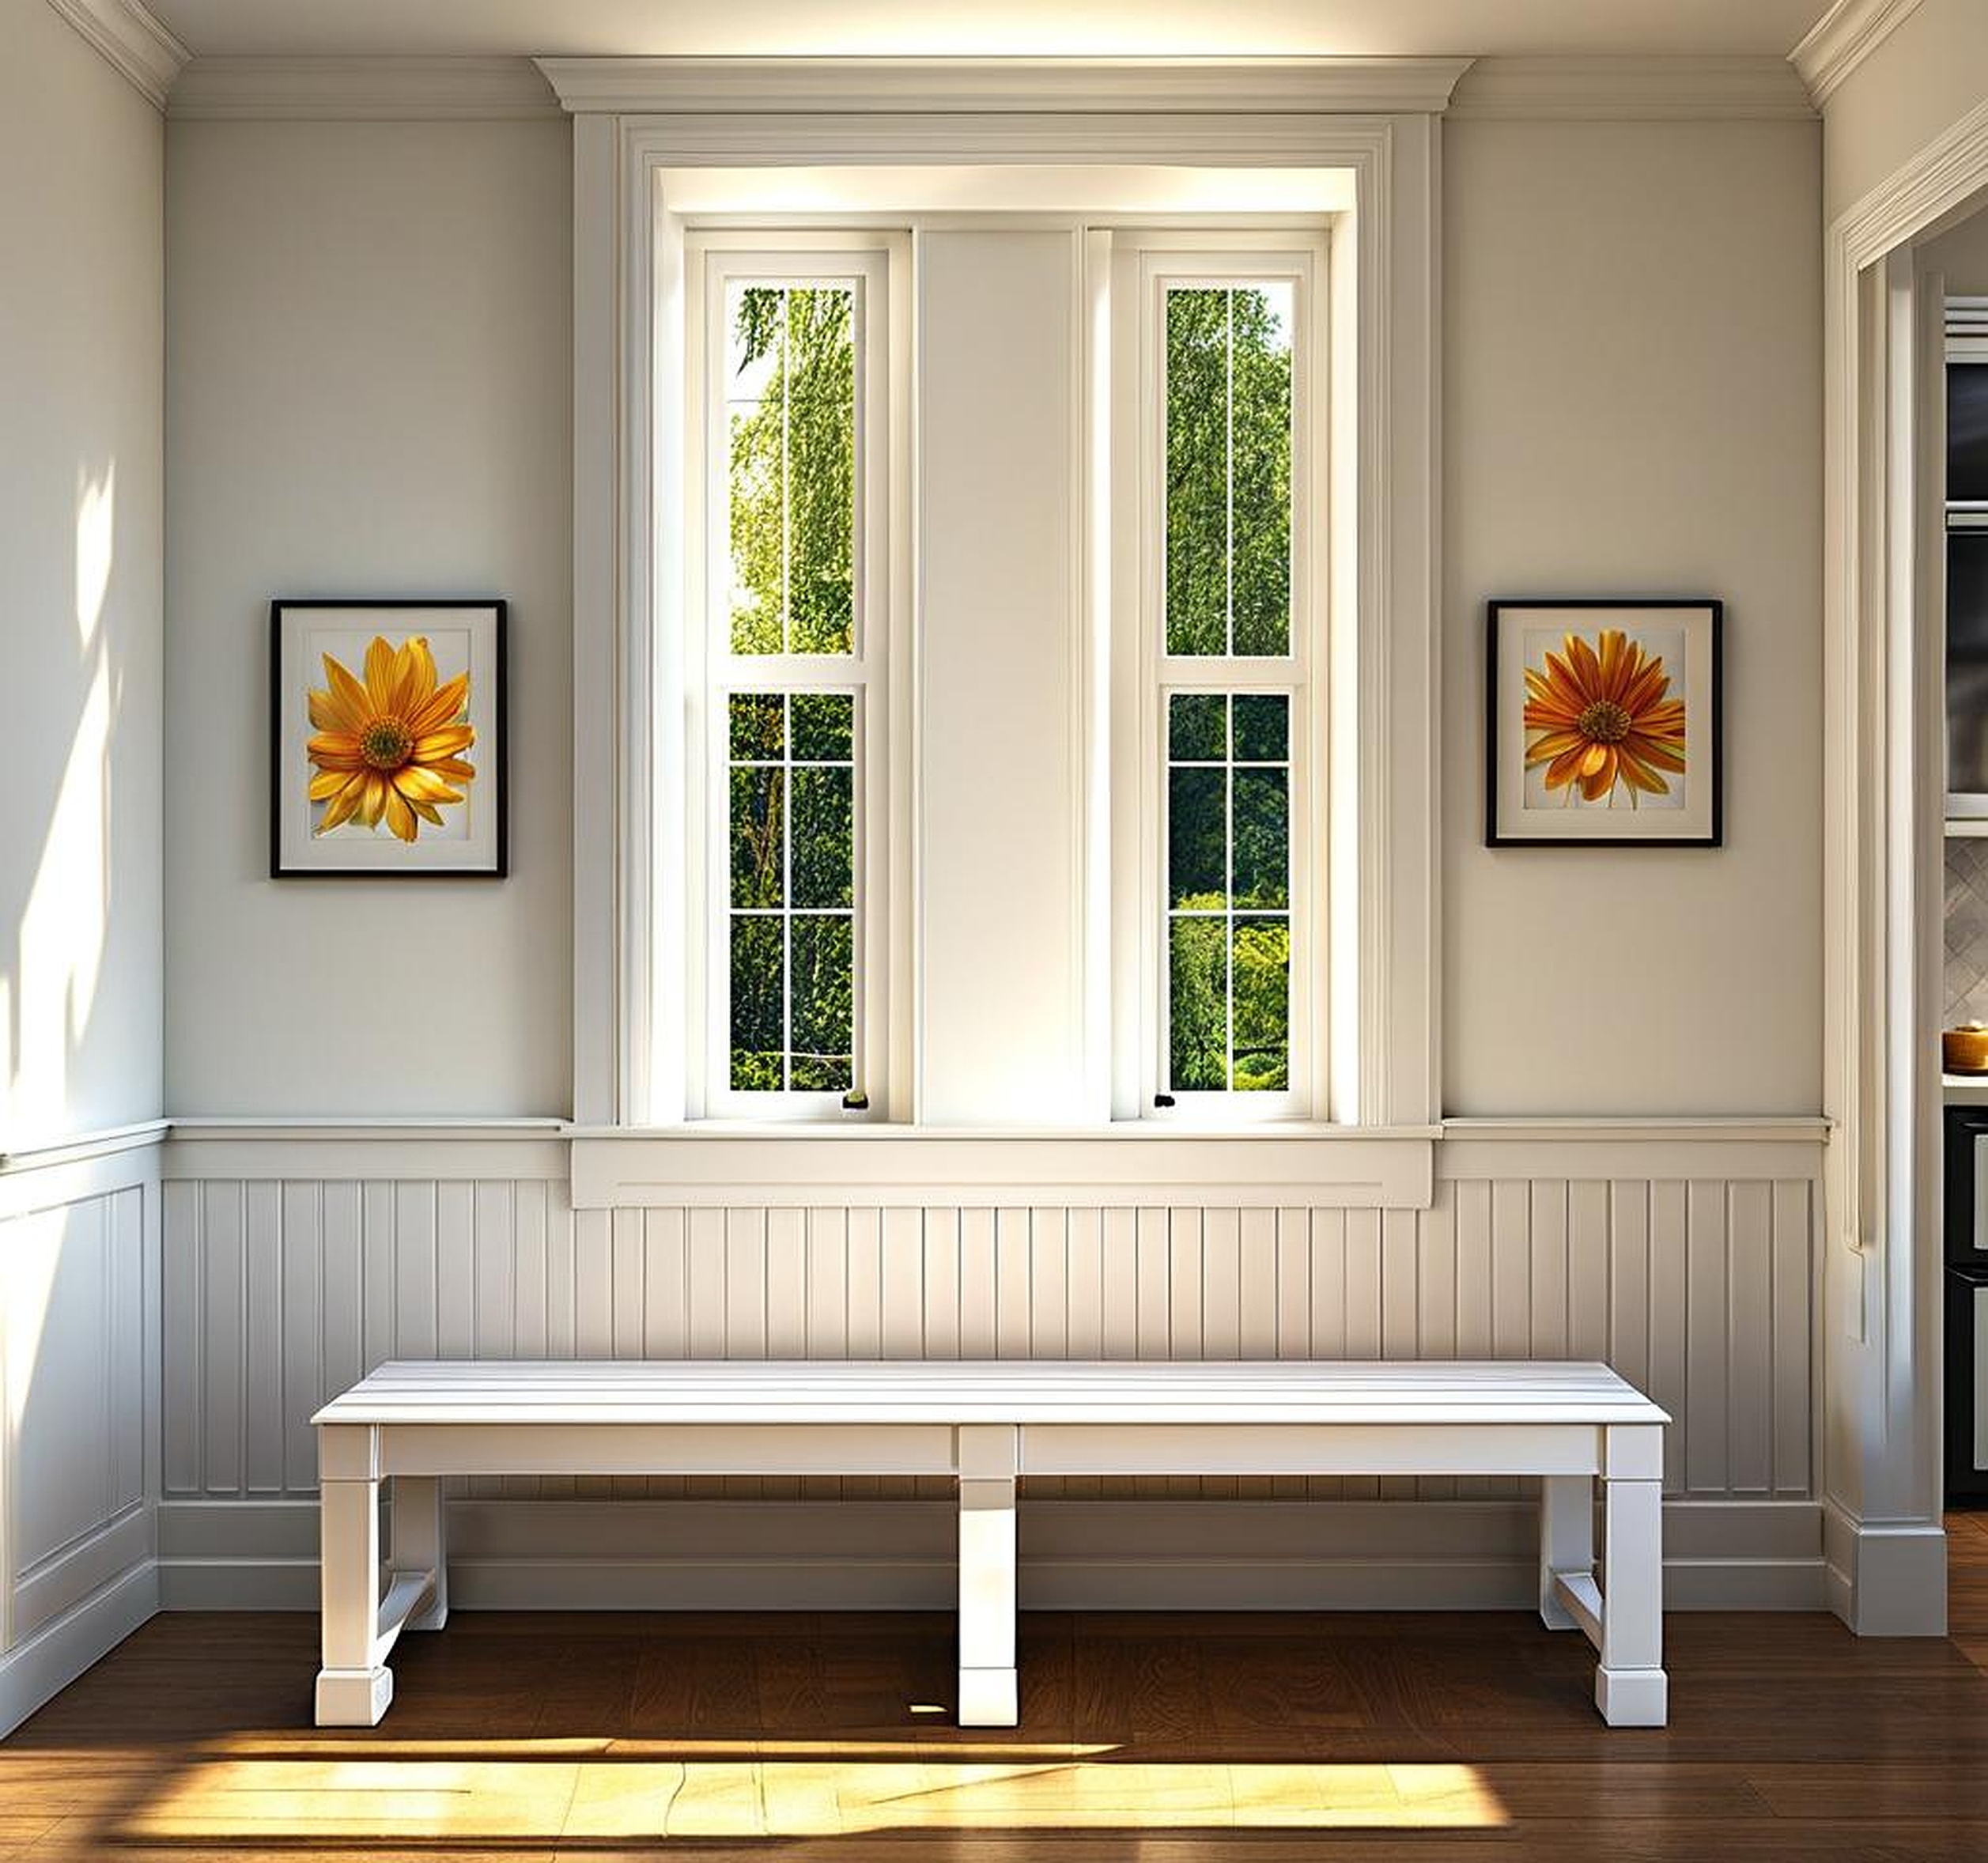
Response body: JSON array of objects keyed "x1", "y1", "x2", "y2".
[{"x1": 1946, "y1": 837, "x2": 1988, "y2": 1026}]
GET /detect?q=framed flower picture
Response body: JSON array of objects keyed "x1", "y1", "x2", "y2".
[
  {"x1": 270, "y1": 599, "x2": 507, "y2": 877},
  {"x1": 1486, "y1": 599, "x2": 1722, "y2": 848}
]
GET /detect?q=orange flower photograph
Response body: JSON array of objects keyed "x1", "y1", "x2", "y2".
[
  {"x1": 271, "y1": 600, "x2": 506, "y2": 876},
  {"x1": 1487, "y1": 600, "x2": 1720, "y2": 847},
  {"x1": 1521, "y1": 628, "x2": 1686, "y2": 807}
]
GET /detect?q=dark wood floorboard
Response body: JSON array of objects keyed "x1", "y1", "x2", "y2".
[{"x1": 4, "y1": 1517, "x2": 1988, "y2": 1858}]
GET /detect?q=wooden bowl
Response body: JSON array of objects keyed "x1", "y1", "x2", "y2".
[{"x1": 1945, "y1": 1023, "x2": 1988, "y2": 1074}]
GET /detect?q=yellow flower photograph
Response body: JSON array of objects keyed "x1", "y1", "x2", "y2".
[
  {"x1": 1521, "y1": 627, "x2": 1686, "y2": 807},
  {"x1": 306, "y1": 634, "x2": 476, "y2": 843},
  {"x1": 1487, "y1": 600, "x2": 1720, "y2": 848}
]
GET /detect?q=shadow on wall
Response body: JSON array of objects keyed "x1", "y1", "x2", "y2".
[{"x1": 1, "y1": 463, "x2": 123, "y2": 1154}]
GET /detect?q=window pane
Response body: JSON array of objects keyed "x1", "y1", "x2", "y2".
[
  {"x1": 792, "y1": 690, "x2": 854, "y2": 761},
  {"x1": 729, "y1": 765, "x2": 784, "y2": 909},
  {"x1": 1230, "y1": 285, "x2": 1292, "y2": 656},
  {"x1": 1165, "y1": 288, "x2": 1229, "y2": 656},
  {"x1": 791, "y1": 765, "x2": 853, "y2": 908},
  {"x1": 1162, "y1": 283, "x2": 1293, "y2": 658},
  {"x1": 790, "y1": 913, "x2": 854, "y2": 1091},
  {"x1": 1168, "y1": 766, "x2": 1226, "y2": 908},
  {"x1": 1164, "y1": 687, "x2": 1294, "y2": 1095},
  {"x1": 725, "y1": 686, "x2": 859, "y2": 1097},
  {"x1": 729, "y1": 690, "x2": 784, "y2": 760},
  {"x1": 1232, "y1": 693, "x2": 1287, "y2": 762},
  {"x1": 728, "y1": 285, "x2": 786, "y2": 656},
  {"x1": 1230, "y1": 917, "x2": 1290, "y2": 1091},
  {"x1": 1231, "y1": 768, "x2": 1288, "y2": 909},
  {"x1": 1168, "y1": 691, "x2": 1226, "y2": 761},
  {"x1": 729, "y1": 915, "x2": 784, "y2": 1091},
  {"x1": 727, "y1": 282, "x2": 856, "y2": 656},
  {"x1": 1168, "y1": 916, "x2": 1228, "y2": 1092}
]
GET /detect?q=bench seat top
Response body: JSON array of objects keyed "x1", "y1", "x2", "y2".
[{"x1": 315, "y1": 1359, "x2": 1668, "y2": 1430}]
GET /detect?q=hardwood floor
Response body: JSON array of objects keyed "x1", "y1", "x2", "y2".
[{"x1": 6, "y1": 1522, "x2": 1988, "y2": 1861}]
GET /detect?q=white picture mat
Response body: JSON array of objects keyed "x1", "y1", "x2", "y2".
[
  {"x1": 1492, "y1": 604, "x2": 1715, "y2": 842},
  {"x1": 274, "y1": 604, "x2": 501, "y2": 872}
]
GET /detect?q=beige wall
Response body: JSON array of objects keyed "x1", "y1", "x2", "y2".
[
  {"x1": 0, "y1": 0, "x2": 164, "y2": 1147},
  {"x1": 1824, "y1": 0, "x2": 1988, "y2": 222},
  {"x1": 163, "y1": 119, "x2": 573, "y2": 1116},
  {"x1": 1442, "y1": 118, "x2": 1824, "y2": 1116},
  {"x1": 159, "y1": 103, "x2": 1827, "y2": 1123}
]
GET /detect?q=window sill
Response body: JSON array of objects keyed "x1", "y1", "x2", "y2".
[{"x1": 569, "y1": 1124, "x2": 1436, "y2": 1211}]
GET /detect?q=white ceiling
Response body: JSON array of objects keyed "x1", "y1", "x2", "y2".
[{"x1": 147, "y1": 0, "x2": 1839, "y2": 62}]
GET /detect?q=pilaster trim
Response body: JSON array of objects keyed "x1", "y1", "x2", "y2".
[
  {"x1": 41, "y1": 0, "x2": 186, "y2": 110},
  {"x1": 534, "y1": 55, "x2": 1475, "y2": 119},
  {"x1": 1449, "y1": 55, "x2": 1816, "y2": 122},
  {"x1": 1791, "y1": 0, "x2": 1926, "y2": 109},
  {"x1": 166, "y1": 55, "x2": 561, "y2": 120}
]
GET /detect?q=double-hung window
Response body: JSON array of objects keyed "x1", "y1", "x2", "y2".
[
  {"x1": 676, "y1": 216, "x2": 1326, "y2": 1128},
  {"x1": 1115, "y1": 237, "x2": 1325, "y2": 1120},
  {"x1": 686, "y1": 236, "x2": 901, "y2": 1120}
]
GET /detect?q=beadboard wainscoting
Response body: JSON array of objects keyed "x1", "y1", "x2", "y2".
[
  {"x1": 154, "y1": 1121, "x2": 1827, "y2": 1613},
  {"x1": 0, "y1": 1135, "x2": 163, "y2": 1736}
]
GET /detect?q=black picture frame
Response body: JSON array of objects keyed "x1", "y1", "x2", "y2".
[
  {"x1": 270, "y1": 598, "x2": 508, "y2": 879},
  {"x1": 1485, "y1": 598, "x2": 1722, "y2": 849}
]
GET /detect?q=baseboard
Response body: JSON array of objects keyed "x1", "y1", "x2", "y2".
[
  {"x1": 0, "y1": 1561, "x2": 158, "y2": 1739},
  {"x1": 1822, "y1": 1499, "x2": 1948, "y2": 1634},
  {"x1": 157, "y1": 1496, "x2": 1827, "y2": 1613}
]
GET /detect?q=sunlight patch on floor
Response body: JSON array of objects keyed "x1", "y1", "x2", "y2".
[{"x1": 119, "y1": 1752, "x2": 1508, "y2": 1839}]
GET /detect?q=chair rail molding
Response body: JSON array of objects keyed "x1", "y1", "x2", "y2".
[
  {"x1": 40, "y1": 0, "x2": 187, "y2": 110},
  {"x1": 1822, "y1": 93, "x2": 1988, "y2": 1636},
  {"x1": 551, "y1": 57, "x2": 1445, "y2": 1136},
  {"x1": 1791, "y1": 0, "x2": 1927, "y2": 109}
]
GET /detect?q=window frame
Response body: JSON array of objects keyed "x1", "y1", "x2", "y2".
[
  {"x1": 1111, "y1": 233, "x2": 1331, "y2": 1124},
  {"x1": 683, "y1": 233, "x2": 905, "y2": 1123}
]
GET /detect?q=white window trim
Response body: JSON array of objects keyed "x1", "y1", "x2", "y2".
[
  {"x1": 682, "y1": 236, "x2": 906, "y2": 1122},
  {"x1": 549, "y1": 59, "x2": 1450, "y2": 1137}
]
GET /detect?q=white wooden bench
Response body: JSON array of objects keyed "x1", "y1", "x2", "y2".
[{"x1": 312, "y1": 1359, "x2": 1669, "y2": 1731}]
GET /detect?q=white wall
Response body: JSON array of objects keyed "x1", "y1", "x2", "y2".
[
  {"x1": 0, "y1": 0, "x2": 167, "y2": 1738},
  {"x1": 0, "y1": 0, "x2": 164, "y2": 1148},
  {"x1": 1823, "y1": 0, "x2": 1988, "y2": 223},
  {"x1": 164, "y1": 119, "x2": 573, "y2": 1117},
  {"x1": 1442, "y1": 119, "x2": 1824, "y2": 1117}
]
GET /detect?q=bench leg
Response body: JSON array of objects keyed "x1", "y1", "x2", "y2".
[
  {"x1": 393, "y1": 1475, "x2": 449, "y2": 1631},
  {"x1": 1539, "y1": 1475, "x2": 1593, "y2": 1629},
  {"x1": 958, "y1": 1425, "x2": 1018, "y2": 1728},
  {"x1": 1597, "y1": 1426, "x2": 1667, "y2": 1727},
  {"x1": 316, "y1": 1447, "x2": 390, "y2": 1727}
]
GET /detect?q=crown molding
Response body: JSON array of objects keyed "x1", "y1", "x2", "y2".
[
  {"x1": 533, "y1": 55, "x2": 1475, "y2": 119},
  {"x1": 43, "y1": 0, "x2": 187, "y2": 110},
  {"x1": 1447, "y1": 55, "x2": 1816, "y2": 122},
  {"x1": 1790, "y1": 0, "x2": 1926, "y2": 108},
  {"x1": 166, "y1": 55, "x2": 562, "y2": 121}
]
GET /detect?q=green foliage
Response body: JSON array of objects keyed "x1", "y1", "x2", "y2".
[
  {"x1": 729, "y1": 285, "x2": 856, "y2": 655},
  {"x1": 1164, "y1": 286, "x2": 1292, "y2": 657},
  {"x1": 727, "y1": 692, "x2": 856, "y2": 1094},
  {"x1": 1166, "y1": 690, "x2": 1293, "y2": 1094}
]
